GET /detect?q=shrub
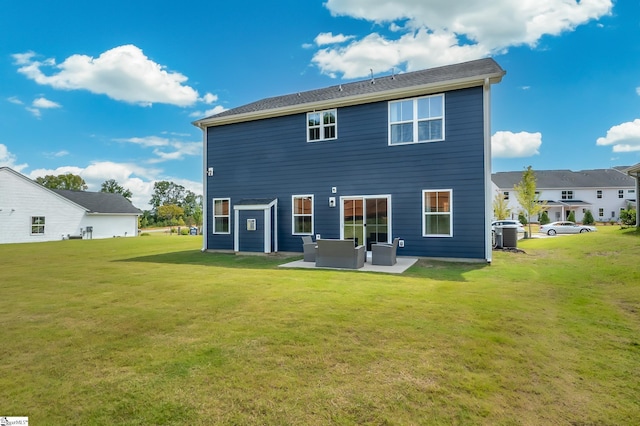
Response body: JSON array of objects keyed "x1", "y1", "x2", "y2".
[
  {"x1": 180, "y1": 228, "x2": 190, "y2": 235},
  {"x1": 518, "y1": 212, "x2": 528, "y2": 225},
  {"x1": 620, "y1": 207, "x2": 637, "y2": 226},
  {"x1": 583, "y1": 210, "x2": 595, "y2": 225},
  {"x1": 567, "y1": 211, "x2": 576, "y2": 223},
  {"x1": 539, "y1": 211, "x2": 551, "y2": 225}
]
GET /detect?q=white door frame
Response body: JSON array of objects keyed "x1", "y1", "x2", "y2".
[{"x1": 339, "y1": 194, "x2": 391, "y2": 247}]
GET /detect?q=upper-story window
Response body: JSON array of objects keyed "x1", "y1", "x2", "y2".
[
  {"x1": 561, "y1": 190, "x2": 574, "y2": 200},
  {"x1": 596, "y1": 190, "x2": 602, "y2": 199},
  {"x1": 618, "y1": 190, "x2": 624, "y2": 198},
  {"x1": 389, "y1": 94, "x2": 444, "y2": 145},
  {"x1": 307, "y1": 109, "x2": 337, "y2": 142},
  {"x1": 503, "y1": 191, "x2": 509, "y2": 200}
]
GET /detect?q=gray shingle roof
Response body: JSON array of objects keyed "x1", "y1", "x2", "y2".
[
  {"x1": 52, "y1": 189, "x2": 142, "y2": 214},
  {"x1": 196, "y1": 58, "x2": 505, "y2": 124},
  {"x1": 492, "y1": 168, "x2": 635, "y2": 189}
]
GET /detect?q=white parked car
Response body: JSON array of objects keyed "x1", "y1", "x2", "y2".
[
  {"x1": 539, "y1": 221, "x2": 597, "y2": 236},
  {"x1": 491, "y1": 220, "x2": 525, "y2": 233}
]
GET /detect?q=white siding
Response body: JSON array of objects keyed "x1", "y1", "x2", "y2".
[
  {"x1": 0, "y1": 170, "x2": 86, "y2": 243},
  {"x1": 1, "y1": 168, "x2": 140, "y2": 244},
  {"x1": 81, "y1": 215, "x2": 138, "y2": 239}
]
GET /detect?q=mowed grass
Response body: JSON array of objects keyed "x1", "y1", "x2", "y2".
[{"x1": 1, "y1": 228, "x2": 639, "y2": 425}]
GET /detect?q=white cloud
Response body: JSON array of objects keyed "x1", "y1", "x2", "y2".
[
  {"x1": 189, "y1": 105, "x2": 226, "y2": 119},
  {"x1": 201, "y1": 93, "x2": 218, "y2": 104},
  {"x1": 596, "y1": 119, "x2": 640, "y2": 152},
  {"x1": 12, "y1": 45, "x2": 204, "y2": 107},
  {"x1": 0, "y1": 144, "x2": 29, "y2": 172},
  {"x1": 7, "y1": 96, "x2": 23, "y2": 105},
  {"x1": 313, "y1": 0, "x2": 613, "y2": 78},
  {"x1": 116, "y1": 135, "x2": 202, "y2": 163},
  {"x1": 25, "y1": 161, "x2": 200, "y2": 211},
  {"x1": 32, "y1": 97, "x2": 61, "y2": 109},
  {"x1": 492, "y1": 131, "x2": 542, "y2": 158},
  {"x1": 314, "y1": 32, "x2": 355, "y2": 46},
  {"x1": 636, "y1": 87, "x2": 640, "y2": 96}
]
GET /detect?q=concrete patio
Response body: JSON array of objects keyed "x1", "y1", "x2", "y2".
[{"x1": 279, "y1": 253, "x2": 418, "y2": 274}]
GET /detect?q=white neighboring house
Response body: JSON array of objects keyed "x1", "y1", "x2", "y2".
[
  {"x1": 491, "y1": 167, "x2": 636, "y2": 223},
  {"x1": 626, "y1": 163, "x2": 640, "y2": 226},
  {"x1": 0, "y1": 167, "x2": 142, "y2": 244}
]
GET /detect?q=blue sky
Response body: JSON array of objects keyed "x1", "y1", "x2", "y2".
[{"x1": 1, "y1": 0, "x2": 639, "y2": 209}]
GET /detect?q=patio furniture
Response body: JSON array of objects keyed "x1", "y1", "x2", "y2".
[
  {"x1": 301, "y1": 236, "x2": 317, "y2": 262},
  {"x1": 371, "y1": 238, "x2": 399, "y2": 266},
  {"x1": 315, "y1": 239, "x2": 365, "y2": 269}
]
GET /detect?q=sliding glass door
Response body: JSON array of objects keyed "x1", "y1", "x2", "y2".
[{"x1": 342, "y1": 196, "x2": 390, "y2": 250}]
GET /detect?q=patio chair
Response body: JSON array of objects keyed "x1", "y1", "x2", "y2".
[
  {"x1": 371, "y1": 238, "x2": 399, "y2": 266},
  {"x1": 301, "y1": 236, "x2": 317, "y2": 262}
]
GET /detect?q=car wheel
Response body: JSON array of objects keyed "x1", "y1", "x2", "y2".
[
  {"x1": 548, "y1": 229, "x2": 556, "y2": 236},
  {"x1": 580, "y1": 229, "x2": 587, "y2": 233}
]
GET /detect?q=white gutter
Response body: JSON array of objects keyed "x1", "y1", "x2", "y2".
[{"x1": 193, "y1": 72, "x2": 505, "y2": 129}]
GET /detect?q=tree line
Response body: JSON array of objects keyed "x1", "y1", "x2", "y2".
[{"x1": 36, "y1": 173, "x2": 202, "y2": 229}]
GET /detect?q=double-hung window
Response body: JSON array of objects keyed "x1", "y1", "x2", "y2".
[
  {"x1": 596, "y1": 190, "x2": 602, "y2": 199},
  {"x1": 213, "y1": 198, "x2": 230, "y2": 234},
  {"x1": 422, "y1": 190, "x2": 452, "y2": 237},
  {"x1": 307, "y1": 109, "x2": 336, "y2": 142},
  {"x1": 561, "y1": 190, "x2": 574, "y2": 200},
  {"x1": 389, "y1": 94, "x2": 444, "y2": 145},
  {"x1": 31, "y1": 216, "x2": 45, "y2": 235},
  {"x1": 292, "y1": 195, "x2": 313, "y2": 234},
  {"x1": 618, "y1": 190, "x2": 624, "y2": 198}
]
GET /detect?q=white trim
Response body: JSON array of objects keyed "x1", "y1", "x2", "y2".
[
  {"x1": 212, "y1": 198, "x2": 231, "y2": 234},
  {"x1": 306, "y1": 109, "x2": 337, "y2": 142},
  {"x1": 422, "y1": 189, "x2": 453, "y2": 237},
  {"x1": 483, "y1": 78, "x2": 492, "y2": 263},
  {"x1": 388, "y1": 94, "x2": 445, "y2": 146},
  {"x1": 193, "y1": 72, "x2": 504, "y2": 128},
  {"x1": 233, "y1": 199, "x2": 278, "y2": 253},
  {"x1": 339, "y1": 194, "x2": 392, "y2": 244},
  {"x1": 291, "y1": 194, "x2": 314, "y2": 235},
  {"x1": 202, "y1": 128, "x2": 208, "y2": 251}
]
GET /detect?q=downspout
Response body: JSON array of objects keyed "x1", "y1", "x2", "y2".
[
  {"x1": 483, "y1": 77, "x2": 493, "y2": 263},
  {"x1": 201, "y1": 125, "x2": 208, "y2": 252}
]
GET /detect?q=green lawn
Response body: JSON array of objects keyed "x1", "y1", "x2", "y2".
[{"x1": 1, "y1": 228, "x2": 639, "y2": 425}]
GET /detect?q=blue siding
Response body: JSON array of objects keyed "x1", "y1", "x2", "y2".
[
  {"x1": 238, "y1": 210, "x2": 264, "y2": 252},
  {"x1": 206, "y1": 86, "x2": 487, "y2": 259}
]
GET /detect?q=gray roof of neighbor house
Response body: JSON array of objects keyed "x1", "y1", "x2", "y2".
[
  {"x1": 492, "y1": 168, "x2": 636, "y2": 189},
  {"x1": 194, "y1": 58, "x2": 505, "y2": 127},
  {"x1": 52, "y1": 189, "x2": 142, "y2": 214}
]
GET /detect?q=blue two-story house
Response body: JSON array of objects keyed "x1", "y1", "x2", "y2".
[{"x1": 193, "y1": 58, "x2": 506, "y2": 262}]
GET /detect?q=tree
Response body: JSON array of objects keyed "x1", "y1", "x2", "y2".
[
  {"x1": 492, "y1": 190, "x2": 511, "y2": 220},
  {"x1": 100, "y1": 179, "x2": 133, "y2": 201},
  {"x1": 157, "y1": 204, "x2": 185, "y2": 226},
  {"x1": 567, "y1": 211, "x2": 576, "y2": 223},
  {"x1": 150, "y1": 181, "x2": 186, "y2": 213},
  {"x1": 583, "y1": 209, "x2": 595, "y2": 225},
  {"x1": 36, "y1": 173, "x2": 88, "y2": 190},
  {"x1": 514, "y1": 166, "x2": 546, "y2": 238}
]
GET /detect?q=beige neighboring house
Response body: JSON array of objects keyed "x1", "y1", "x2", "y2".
[
  {"x1": 491, "y1": 167, "x2": 636, "y2": 223},
  {"x1": 0, "y1": 167, "x2": 142, "y2": 244}
]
